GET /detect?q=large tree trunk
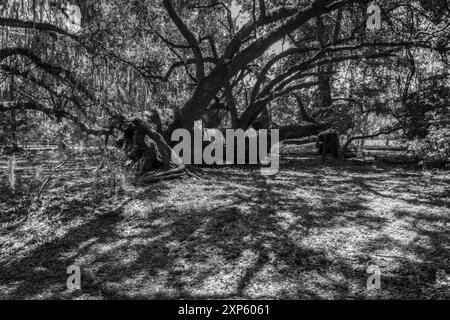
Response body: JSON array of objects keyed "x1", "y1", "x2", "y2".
[
  {"x1": 316, "y1": 129, "x2": 342, "y2": 160},
  {"x1": 167, "y1": 65, "x2": 230, "y2": 135},
  {"x1": 224, "y1": 82, "x2": 239, "y2": 128},
  {"x1": 238, "y1": 100, "x2": 270, "y2": 130}
]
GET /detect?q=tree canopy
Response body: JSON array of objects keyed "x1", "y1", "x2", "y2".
[{"x1": 0, "y1": 0, "x2": 448, "y2": 148}]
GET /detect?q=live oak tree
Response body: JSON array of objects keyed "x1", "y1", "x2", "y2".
[{"x1": 0, "y1": 0, "x2": 448, "y2": 177}]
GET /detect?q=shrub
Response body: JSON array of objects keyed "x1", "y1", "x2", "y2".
[{"x1": 406, "y1": 125, "x2": 450, "y2": 167}]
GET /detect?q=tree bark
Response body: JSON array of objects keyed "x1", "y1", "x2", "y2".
[
  {"x1": 224, "y1": 82, "x2": 239, "y2": 128},
  {"x1": 166, "y1": 64, "x2": 230, "y2": 135}
]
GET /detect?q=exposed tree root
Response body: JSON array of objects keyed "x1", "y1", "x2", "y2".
[
  {"x1": 137, "y1": 164, "x2": 186, "y2": 183},
  {"x1": 184, "y1": 167, "x2": 204, "y2": 181},
  {"x1": 112, "y1": 113, "x2": 187, "y2": 184}
]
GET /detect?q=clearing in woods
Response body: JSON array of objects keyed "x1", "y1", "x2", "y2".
[{"x1": 0, "y1": 145, "x2": 448, "y2": 299}]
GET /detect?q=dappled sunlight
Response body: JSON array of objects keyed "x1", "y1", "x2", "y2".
[
  {"x1": 0, "y1": 0, "x2": 448, "y2": 303},
  {"x1": 0, "y1": 148, "x2": 448, "y2": 299}
]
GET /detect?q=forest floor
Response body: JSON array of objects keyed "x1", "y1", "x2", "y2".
[{"x1": 0, "y1": 145, "x2": 449, "y2": 299}]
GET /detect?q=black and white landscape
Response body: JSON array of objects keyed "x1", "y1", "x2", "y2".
[{"x1": 0, "y1": 0, "x2": 449, "y2": 300}]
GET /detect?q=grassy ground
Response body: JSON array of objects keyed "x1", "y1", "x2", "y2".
[{"x1": 0, "y1": 146, "x2": 449, "y2": 299}]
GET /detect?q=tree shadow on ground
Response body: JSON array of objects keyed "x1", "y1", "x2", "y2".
[{"x1": 0, "y1": 152, "x2": 448, "y2": 299}]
